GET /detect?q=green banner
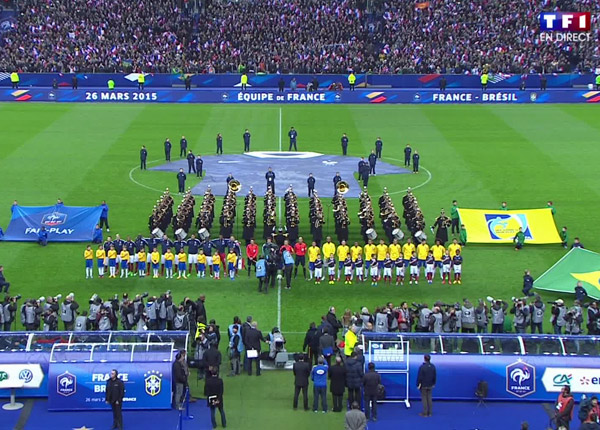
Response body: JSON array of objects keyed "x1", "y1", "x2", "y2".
[{"x1": 534, "y1": 248, "x2": 600, "y2": 299}]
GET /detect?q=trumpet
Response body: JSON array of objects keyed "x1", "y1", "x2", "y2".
[
  {"x1": 336, "y1": 181, "x2": 350, "y2": 195},
  {"x1": 228, "y1": 179, "x2": 242, "y2": 193}
]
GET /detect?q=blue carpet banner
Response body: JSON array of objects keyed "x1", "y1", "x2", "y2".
[
  {"x1": 2, "y1": 205, "x2": 102, "y2": 242},
  {"x1": 48, "y1": 362, "x2": 172, "y2": 410}
]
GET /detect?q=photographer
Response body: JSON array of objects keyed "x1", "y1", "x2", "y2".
[
  {"x1": 173, "y1": 306, "x2": 190, "y2": 331},
  {"x1": 97, "y1": 305, "x2": 114, "y2": 331},
  {"x1": 60, "y1": 293, "x2": 79, "y2": 331},
  {"x1": 22, "y1": 299, "x2": 42, "y2": 331},
  {"x1": 156, "y1": 293, "x2": 170, "y2": 330},
  {"x1": 522, "y1": 270, "x2": 534, "y2": 297},
  {"x1": 530, "y1": 295, "x2": 545, "y2": 334},
  {"x1": 551, "y1": 299, "x2": 567, "y2": 335},
  {"x1": 146, "y1": 296, "x2": 158, "y2": 330},
  {"x1": 74, "y1": 310, "x2": 87, "y2": 331},
  {"x1": 416, "y1": 303, "x2": 432, "y2": 332},
  {"x1": 475, "y1": 299, "x2": 488, "y2": 333},
  {"x1": 43, "y1": 307, "x2": 59, "y2": 331},
  {"x1": 490, "y1": 299, "x2": 508, "y2": 333},
  {"x1": 120, "y1": 296, "x2": 135, "y2": 330},
  {"x1": 429, "y1": 307, "x2": 444, "y2": 352},
  {"x1": 88, "y1": 294, "x2": 102, "y2": 330},
  {"x1": 183, "y1": 297, "x2": 197, "y2": 338},
  {"x1": 461, "y1": 299, "x2": 476, "y2": 333},
  {"x1": 511, "y1": 298, "x2": 530, "y2": 334},
  {"x1": 107, "y1": 296, "x2": 120, "y2": 330},
  {"x1": 133, "y1": 293, "x2": 148, "y2": 331},
  {"x1": 442, "y1": 305, "x2": 459, "y2": 334},
  {"x1": 3, "y1": 296, "x2": 18, "y2": 331},
  {"x1": 588, "y1": 302, "x2": 600, "y2": 335},
  {"x1": 398, "y1": 302, "x2": 411, "y2": 333},
  {"x1": 565, "y1": 301, "x2": 583, "y2": 336}
]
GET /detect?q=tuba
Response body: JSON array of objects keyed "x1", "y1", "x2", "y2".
[
  {"x1": 336, "y1": 181, "x2": 350, "y2": 195},
  {"x1": 228, "y1": 179, "x2": 242, "y2": 193}
]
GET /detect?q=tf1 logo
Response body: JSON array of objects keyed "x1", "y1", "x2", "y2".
[{"x1": 540, "y1": 12, "x2": 591, "y2": 32}]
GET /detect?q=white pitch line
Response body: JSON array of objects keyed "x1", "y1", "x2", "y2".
[
  {"x1": 277, "y1": 106, "x2": 283, "y2": 330},
  {"x1": 382, "y1": 156, "x2": 432, "y2": 195},
  {"x1": 128, "y1": 159, "x2": 166, "y2": 193}
]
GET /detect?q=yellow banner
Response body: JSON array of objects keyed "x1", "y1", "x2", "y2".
[{"x1": 456, "y1": 208, "x2": 561, "y2": 244}]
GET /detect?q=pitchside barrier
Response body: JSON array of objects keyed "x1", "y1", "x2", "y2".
[
  {"x1": 0, "y1": 72, "x2": 596, "y2": 89},
  {"x1": 2, "y1": 88, "x2": 600, "y2": 104},
  {"x1": 0, "y1": 331, "x2": 188, "y2": 399},
  {"x1": 362, "y1": 332, "x2": 600, "y2": 402}
]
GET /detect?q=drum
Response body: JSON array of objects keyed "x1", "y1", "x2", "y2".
[
  {"x1": 152, "y1": 228, "x2": 164, "y2": 239},
  {"x1": 392, "y1": 228, "x2": 404, "y2": 240},
  {"x1": 366, "y1": 228, "x2": 377, "y2": 240},
  {"x1": 415, "y1": 230, "x2": 427, "y2": 241},
  {"x1": 175, "y1": 228, "x2": 187, "y2": 241},
  {"x1": 198, "y1": 228, "x2": 210, "y2": 241}
]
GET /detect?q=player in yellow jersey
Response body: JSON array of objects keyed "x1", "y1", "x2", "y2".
[
  {"x1": 322, "y1": 237, "x2": 336, "y2": 260},
  {"x1": 431, "y1": 239, "x2": 446, "y2": 281},
  {"x1": 336, "y1": 240, "x2": 349, "y2": 280},
  {"x1": 119, "y1": 248, "x2": 130, "y2": 278},
  {"x1": 151, "y1": 247, "x2": 161, "y2": 278},
  {"x1": 138, "y1": 249, "x2": 147, "y2": 277},
  {"x1": 84, "y1": 245, "x2": 94, "y2": 279},
  {"x1": 107, "y1": 245, "x2": 118, "y2": 278},
  {"x1": 177, "y1": 251, "x2": 188, "y2": 279},
  {"x1": 376, "y1": 239, "x2": 388, "y2": 272},
  {"x1": 351, "y1": 242, "x2": 363, "y2": 261},
  {"x1": 308, "y1": 241, "x2": 321, "y2": 280},
  {"x1": 448, "y1": 238, "x2": 462, "y2": 259},
  {"x1": 388, "y1": 239, "x2": 401, "y2": 261},
  {"x1": 402, "y1": 238, "x2": 416, "y2": 263},
  {"x1": 212, "y1": 252, "x2": 221, "y2": 279},
  {"x1": 164, "y1": 248, "x2": 174, "y2": 279},
  {"x1": 363, "y1": 239, "x2": 376, "y2": 276},
  {"x1": 416, "y1": 239, "x2": 429, "y2": 277},
  {"x1": 96, "y1": 245, "x2": 106, "y2": 278}
]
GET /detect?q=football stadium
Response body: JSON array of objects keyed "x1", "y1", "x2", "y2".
[{"x1": 0, "y1": 1, "x2": 599, "y2": 429}]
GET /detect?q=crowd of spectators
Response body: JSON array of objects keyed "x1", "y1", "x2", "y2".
[{"x1": 0, "y1": 0, "x2": 598, "y2": 74}]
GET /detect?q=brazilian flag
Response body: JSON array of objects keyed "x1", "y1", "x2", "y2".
[{"x1": 534, "y1": 248, "x2": 600, "y2": 299}]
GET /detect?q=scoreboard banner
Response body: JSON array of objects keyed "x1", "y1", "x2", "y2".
[
  {"x1": 456, "y1": 208, "x2": 561, "y2": 244},
  {"x1": 48, "y1": 362, "x2": 172, "y2": 411},
  {"x1": 0, "y1": 88, "x2": 599, "y2": 104},
  {"x1": 2, "y1": 204, "x2": 102, "y2": 242}
]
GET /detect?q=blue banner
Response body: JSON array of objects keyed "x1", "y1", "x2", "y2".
[
  {"x1": 3, "y1": 205, "x2": 102, "y2": 242},
  {"x1": 1, "y1": 88, "x2": 598, "y2": 105},
  {"x1": 48, "y1": 362, "x2": 172, "y2": 411},
  {"x1": 0, "y1": 72, "x2": 596, "y2": 89},
  {"x1": 378, "y1": 354, "x2": 600, "y2": 402}
]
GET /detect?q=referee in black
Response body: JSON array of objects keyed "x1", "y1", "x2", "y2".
[{"x1": 105, "y1": 369, "x2": 125, "y2": 430}]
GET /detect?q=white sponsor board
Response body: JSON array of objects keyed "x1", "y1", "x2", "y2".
[
  {"x1": 541, "y1": 367, "x2": 600, "y2": 393},
  {"x1": 0, "y1": 364, "x2": 44, "y2": 388}
]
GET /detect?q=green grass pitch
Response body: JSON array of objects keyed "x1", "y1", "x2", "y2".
[{"x1": 0, "y1": 102, "x2": 599, "y2": 428}]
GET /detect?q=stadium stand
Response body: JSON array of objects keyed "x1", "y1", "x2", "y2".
[{"x1": 0, "y1": 0, "x2": 598, "y2": 74}]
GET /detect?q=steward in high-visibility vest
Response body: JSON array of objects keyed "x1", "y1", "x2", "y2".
[
  {"x1": 348, "y1": 72, "x2": 356, "y2": 91},
  {"x1": 138, "y1": 73, "x2": 145, "y2": 90},
  {"x1": 107, "y1": 79, "x2": 115, "y2": 90},
  {"x1": 596, "y1": 74, "x2": 600, "y2": 90},
  {"x1": 10, "y1": 71, "x2": 19, "y2": 89},
  {"x1": 481, "y1": 72, "x2": 488, "y2": 91},
  {"x1": 240, "y1": 73, "x2": 248, "y2": 91}
]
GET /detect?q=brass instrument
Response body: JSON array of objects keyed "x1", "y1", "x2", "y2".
[
  {"x1": 228, "y1": 179, "x2": 242, "y2": 193},
  {"x1": 336, "y1": 181, "x2": 350, "y2": 195},
  {"x1": 443, "y1": 217, "x2": 452, "y2": 228}
]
